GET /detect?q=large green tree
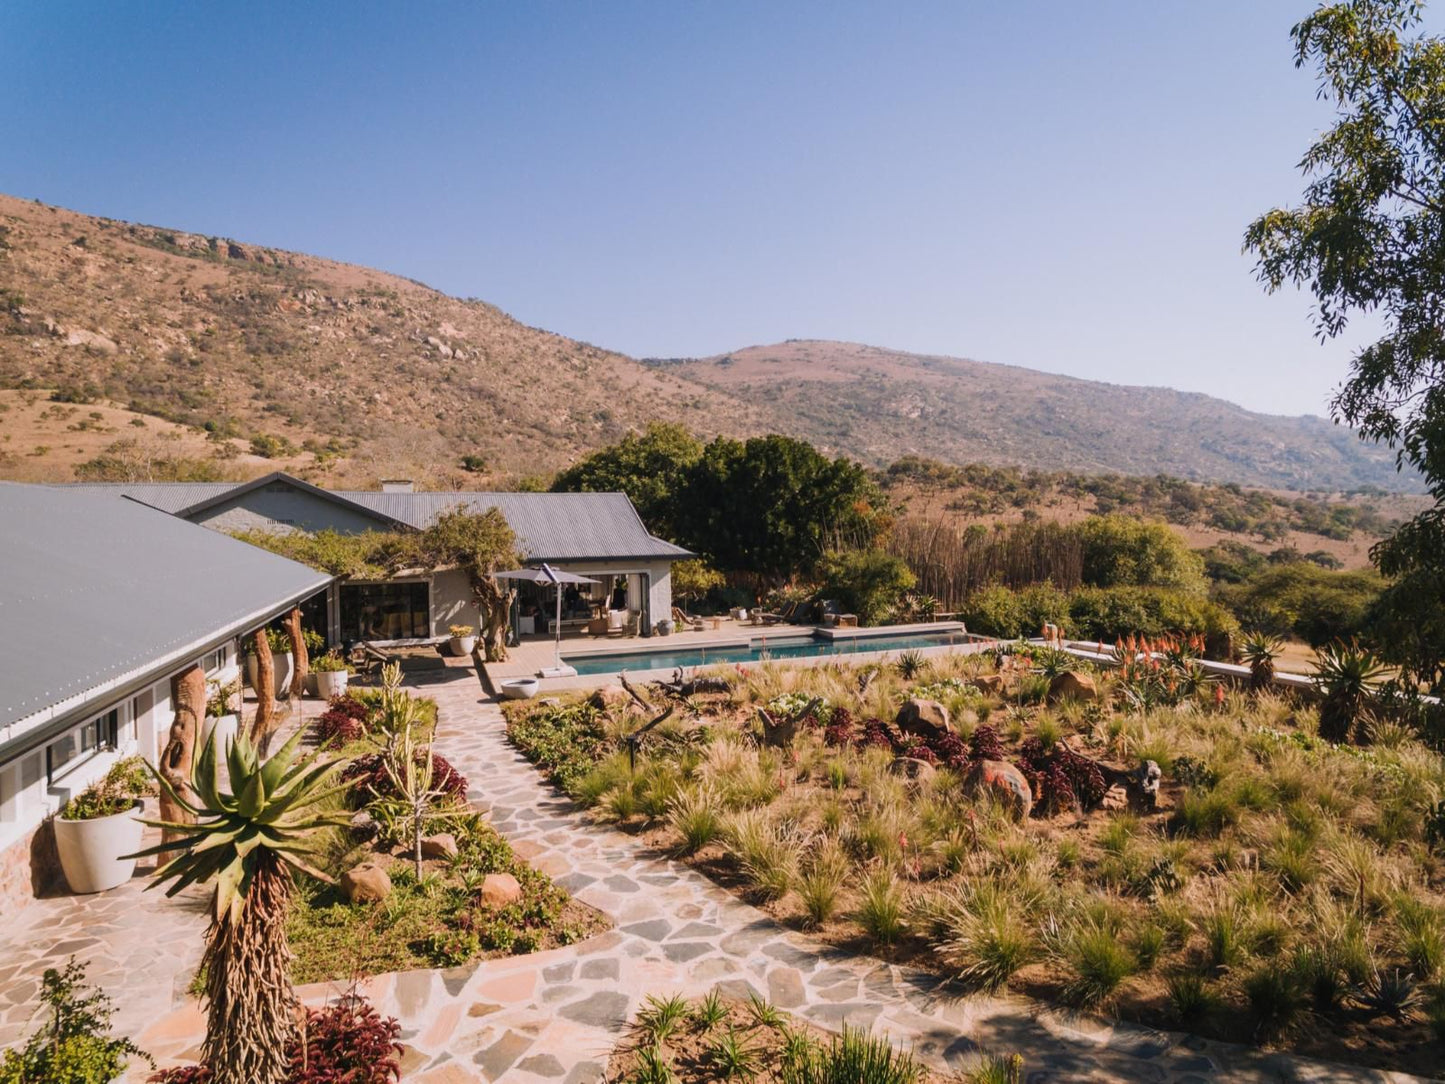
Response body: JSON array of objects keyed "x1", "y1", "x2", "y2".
[
  {"x1": 1246, "y1": 0, "x2": 1445, "y2": 692},
  {"x1": 550, "y1": 422, "x2": 702, "y2": 541}
]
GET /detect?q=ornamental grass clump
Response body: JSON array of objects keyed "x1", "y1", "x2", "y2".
[{"x1": 137, "y1": 728, "x2": 351, "y2": 1084}]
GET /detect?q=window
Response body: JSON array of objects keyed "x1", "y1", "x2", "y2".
[
  {"x1": 340, "y1": 581, "x2": 430, "y2": 642},
  {"x1": 204, "y1": 644, "x2": 232, "y2": 673},
  {"x1": 47, "y1": 708, "x2": 119, "y2": 784}
]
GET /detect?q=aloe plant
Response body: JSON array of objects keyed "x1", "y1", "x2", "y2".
[
  {"x1": 1313, "y1": 640, "x2": 1388, "y2": 743},
  {"x1": 1240, "y1": 631, "x2": 1283, "y2": 691},
  {"x1": 135, "y1": 728, "x2": 350, "y2": 1084}
]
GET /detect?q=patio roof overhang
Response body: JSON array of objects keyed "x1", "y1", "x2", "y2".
[{"x1": 0, "y1": 581, "x2": 329, "y2": 767}]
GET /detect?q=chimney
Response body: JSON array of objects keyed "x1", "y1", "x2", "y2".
[{"x1": 380, "y1": 479, "x2": 415, "y2": 493}]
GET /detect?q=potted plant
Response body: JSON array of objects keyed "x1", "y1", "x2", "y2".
[
  {"x1": 244, "y1": 626, "x2": 293, "y2": 698},
  {"x1": 501, "y1": 677, "x2": 540, "y2": 700},
  {"x1": 448, "y1": 623, "x2": 477, "y2": 657},
  {"x1": 312, "y1": 652, "x2": 351, "y2": 699},
  {"x1": 53, "y1": 757, "x2": 153, "y2": 894},
  {"x1": 200, "y1": 679, "x2": 240, "y2": 754}
]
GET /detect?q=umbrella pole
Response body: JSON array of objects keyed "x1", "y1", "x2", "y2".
[{"x1": 555, "y1": 583, "x2": 562, "y2": 669}]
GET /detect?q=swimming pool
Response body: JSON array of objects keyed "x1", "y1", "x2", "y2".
[{"x1": 565, "y1": 630, "x2": 973, "y2": 676}]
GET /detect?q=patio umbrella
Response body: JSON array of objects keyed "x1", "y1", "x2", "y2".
[{"x1": 491, "y1": 564, "x2": 598, "y2": 675}]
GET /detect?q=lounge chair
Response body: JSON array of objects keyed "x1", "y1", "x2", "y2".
[
  {"x1": 757, "y1": 600, "x2": 800, "y2": 626},
  {"x1": 673, "y1": 606, "x2": 705, "y2": 632}
]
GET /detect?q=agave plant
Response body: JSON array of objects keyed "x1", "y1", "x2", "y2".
[
  {"x1": 1240, "y1": 631, "x2": 1283, "y2": 691},
  {"x1": 135, "y1": 728, "x2": 350, "y2": 1084},
  {"x1": 1313, "y1": 640, "x2": 1388, "y2": 743}
]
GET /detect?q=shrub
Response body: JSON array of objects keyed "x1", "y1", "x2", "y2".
[
  {"x1": 668, "y1": 785, "x2": 723, "y2": 855},
  {"x1": 287, "y1": 1000, "x2": 402, "y2": 1083},
  {"x1": 343, "y1": 750, "x2": 468, "y2": 806},
  {"x1": 784, "y1": 1026, "x2": 925, "y2": 1084},
  {"x1": 939, "y1": 887, "x2": 1035, "y2": 991},
  {"x1": 816, "y1": 548, "x2": 917, "y2": 626},
  {"x1": 1015, "y1": 739, "x2": 1106, "y2": 813},
  {"x1": 506, "y1": 702, "x2": 608, "y2": 795},
  {"x1": 1062, "y1": 923, "x2": 1137, "y2": 1007},
  {"x1": 1165, "y1": 971, "x2": 1217, "y2": 1024},
  {"x1": 314, "y1": 694, "x2": 370, "y2": 748},
  {"x1": 857, "y1": 870, "x2": 907, "y2": 947},
  {"x1": 0, "y1": 959, "x2": 150, "y2": 1084},
  {"x1": 1243, "y1": 966, "x2": 1305, "y2": 1038}
]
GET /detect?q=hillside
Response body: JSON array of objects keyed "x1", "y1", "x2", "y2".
[
  {"x1": 0, "y1": 194, "x2": 757, "y2": 486},
  {"x1": 650, "y1": 341, "x2": 1418, "y2": 493},
  {"x1": 0, "y1": 193, "x2": 1420, "y2": 493}
]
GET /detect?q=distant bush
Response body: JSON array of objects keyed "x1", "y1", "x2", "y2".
[
  {"x1": 960, "y1": 583, "x2": 1237, "y2": 642},
  {"x1": 249, "y1": 433, "x2": 297, "y2": 458},
  {"x1": 816, "y1": 548, "x2": 916, "y2": 625},
  {"x1": 1214, "y1": 564, "x2": 1383, "y2": 645}
]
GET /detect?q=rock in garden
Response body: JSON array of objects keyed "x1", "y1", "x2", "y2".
[
  {"x1": 480, "y1": 872, "x2": 523, "y2": 908},
  {"x1": 341, "y1": 861, "x2": 392, "y2": 904},
  {"x1": 1100, "y1": 784, "x2": 1130, "y2": 811},
  {"x1": 969, "y1": 674, "x2": 1005, "y2": 694},
  {"x1": 348, "y1": 809, "x2": 378, "y2": 843},
  {"x1": 421, "y1": 833, "x2": 459, "y2": 859},
  {"x1": 896, "y1": 698, "x2": 951, "y2": 739},
  {"x1": 588, "y1": 685, "x2": 630, "y2": 712},
  {"x1": 889, "y1": 757, "x2": 937, "y2": 786},
  {"x1": 968, "y1": 759, "x2": 1033, "y2": 820},
  {"x1": 1047, "y1": 671, "x2": 1098, "y2": 704}
]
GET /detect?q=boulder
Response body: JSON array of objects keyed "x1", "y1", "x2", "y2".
[
  {"x1": 889, "y1": 757, "x2": 938, "y2": 786},
  {"x1": 420, "y1": 833, "x2": 459, "y2": 860},
  {"x1": 340, "y1": 861, "x2": 392, "y2": 904},
  {"x1": 63, "y1": 328, "x2": 118, "y2": 355},
  {"x1": 895, "y1": 698, "x2": 951, "y2": 740},
  {"x1": 968, "y1": 759, "x2": 1033, "y2": 820},
  {"x1": 1100, "y1": 784, "x2": 1130, "y2": 812},
  {"x1": 588, "y1": 685, "x2": 630, "y2": 713},
  {"x1": 969, "y1": 674, "x2": 1005, "y2": 694},
  {"x1": 1047, "y1": 671, "x2": 1098, "y2": 704},
  {"x1": 348, "y1": 809, "x2": 379, "y2": 843},
  {"x1": 479, "y1": 872, "x2": 523, "y2": 909}
]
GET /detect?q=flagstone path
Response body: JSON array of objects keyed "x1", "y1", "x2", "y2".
[{"x1": 2, "y1": 668, "x2": 1434, "y2": 1082}]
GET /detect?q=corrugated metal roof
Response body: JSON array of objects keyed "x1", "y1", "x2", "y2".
[
  {"x1": 60, "y1": 482, "x2": 238, "y2": 514},
  {"x1": 53, "y1": 479, "x2": 692, "y2": 562},
  {"x1": 0, "y1": 485, "x2": 332, "y2": 731},
  {"x1": 333, "y1": 490, "x2": 692, "y2": 561}
]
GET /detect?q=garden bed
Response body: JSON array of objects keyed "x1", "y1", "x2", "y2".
[
  {"x1": 506, "y1": 645, "x2": 1445, "y2": 1078},
  {"x1": 605, "y1": 992, "x2": 1008, "y2": 1083},
  {"x1": 281, "y1": 685, "x2": 607, "y2": 983}
]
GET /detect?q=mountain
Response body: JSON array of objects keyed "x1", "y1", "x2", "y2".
[
  {"x1": 0, "y1": 194, "x2": 757, "y2": 486},
  {"x1": 0, "y1": 193, "x2": 1419, "y2": 492},
  {"x1": 649, "y1": 341, "x2": 1418, "y2": 493}
]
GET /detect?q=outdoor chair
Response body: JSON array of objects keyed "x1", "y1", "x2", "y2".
[{"x1": 673, "y1": 606, "x2": 705, "y2": 632}]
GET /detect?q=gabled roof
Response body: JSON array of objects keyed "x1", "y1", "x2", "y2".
[
  {"x1": 0, "y1": 484, "x2": 331, "y2": 734},
  {"x1": 56, "y1": 476, "x2": 693, "y2": 562},
  {"x1": 174, "y1": 471, "x2": 410, "y2": 530}
]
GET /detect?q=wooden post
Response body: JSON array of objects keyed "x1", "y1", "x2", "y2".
[
  {"x1": 160, "y1": 665, "x2": 205, "y2": 846},
  {"x1": 284, "y1": 607, "x2": 308, "y2": 704},
  {"x1": 249, "y1": 628, "x2": 276, "y2": 752}
]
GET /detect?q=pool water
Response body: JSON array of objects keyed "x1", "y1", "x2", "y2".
[{"x1": 566, "y1": 631, "x2": 971, "y2": 676}]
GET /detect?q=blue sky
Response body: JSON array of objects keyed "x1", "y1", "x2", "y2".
[{"x1": 2, "y1": 1, "x2": 1424, "y2": 417}]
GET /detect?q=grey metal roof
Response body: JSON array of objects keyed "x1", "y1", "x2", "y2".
[
  {"x1": 0, "y1": 484, "x2": 332, "y2": 731},
  {"x1": 60, "y1": 482, "x2": 237, "y2": 514},
  {"x1": 334, "y1": 490, "x2": 693, "y2": 561},
  {"x1": 54, "y1": 479, "x2": 692, "y2": 562}
]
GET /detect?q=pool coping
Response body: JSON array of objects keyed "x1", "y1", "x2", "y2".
[{"x1": 558, "y1": 620, "x2": 970, "y2": 662}]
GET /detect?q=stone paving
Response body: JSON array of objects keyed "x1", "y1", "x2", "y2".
[{"x1": 1, "y1": 669, "x2": 1435, "y2": 1082}]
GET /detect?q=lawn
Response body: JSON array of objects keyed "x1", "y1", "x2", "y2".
[{"x1": 505, "y1": 643, "x2": 1445, "y2": 1077}]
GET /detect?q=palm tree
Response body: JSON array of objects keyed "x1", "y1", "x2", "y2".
[
  {"x1": 1240, "y1": 631, "x2": 1284, "y2": 692},
  {"x1": 1314, "y1": 640, "x2": 1389, "y2": 744},
  {"x1": 137, "y1": 728, "x2": 349, "y2": 1084}
]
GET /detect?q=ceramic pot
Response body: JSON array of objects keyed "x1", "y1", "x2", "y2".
[{"x1": 54, "y1": 800, "x2": 144, "y2": 894}]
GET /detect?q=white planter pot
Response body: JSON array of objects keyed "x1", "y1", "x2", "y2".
[
  {"x1": 246, "y1": 651, "x2": 294, "y2": 698},
  {"x1": 315, "y1": 670, "x2": 349, "y2": 699},
  {"x1": 501, "y1": 677, "x2": 540, "y2": 700},
  {"x1": 449, "y1": 635, "x2": 477, "y2": 657},
  {"x1": 54, "y1": 801, "x2": 144, "y2": 894},
  {"x1": 200, "y1": 712, "x2": 239, "y2": 755}
]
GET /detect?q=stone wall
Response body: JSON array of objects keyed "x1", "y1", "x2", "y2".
[{"x1": 0, "y1": 820, "x2": 59, "y2": 915}]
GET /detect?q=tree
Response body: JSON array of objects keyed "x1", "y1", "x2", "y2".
[
  {"x1": 816, "y1": 549, "x2": 917, "y2": 626},
  {"x1": 233, "y1": 508, "x2": 521, "y2": 662},
  {"x1": 158, "y1": 665, "x2": 204, "y2": 847},
  {"x1": 1246, "y1": 0, "x2": 1445, "y2": 692},
  {"x1": 1076, "y1": 516, "x2": 1206, "y2": 593},
  {"x1": 679, "y1": 435, "x2": 887, "y2": 580},
  {"x1": 139, "y1": 729, "x2": 349, "y2": 1084},
  {"x1": 670, "y1": 558, "x2": 725, "y2": 609},
  {"x1": 551, "y1": 422, "x2": 702, "y2": 541},
  {"x1": 283, "y1": 606, "x2": 308, "y2": 708}
]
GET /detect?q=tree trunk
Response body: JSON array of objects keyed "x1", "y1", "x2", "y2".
[
  {"x1": 473, "y1": 575, "x2": 514, "y2": 663},
  {"x1": 160, "y1": 665, "x2": 204, "y2": 845},
  {"x1": 249, "y1": 629, "x2": 277, "y2": 753},
  {"x1": 283, "y1": 607, "x2": 308, "y2": 704},
  {"x1": 201, "y1": 852, "x2": 298, "y2": 1084}
]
